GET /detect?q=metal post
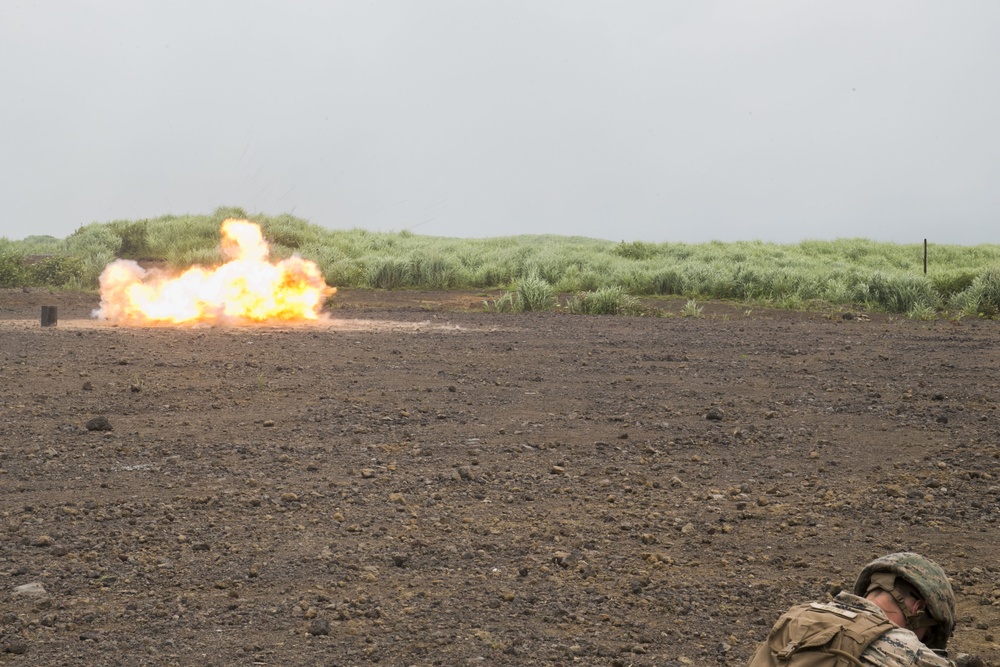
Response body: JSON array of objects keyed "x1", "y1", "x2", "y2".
[{"x1": 923, "y1": 239, "x2": 927, "y2": 274}]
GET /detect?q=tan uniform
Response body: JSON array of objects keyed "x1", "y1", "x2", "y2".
[{"x1": 831, "y1": 593, "x2": 954, "y2": 667}]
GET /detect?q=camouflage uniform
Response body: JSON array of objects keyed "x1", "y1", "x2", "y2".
[
  {"x1": 748, "y1": 553, "x2": 958, "y2": 667},
  {"x1": 830, "y1": 592, "x2": 954, "y2": 667}
]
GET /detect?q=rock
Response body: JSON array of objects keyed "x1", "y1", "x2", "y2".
[
  {"x1": 85, "y1": 416, "x2": 112, "y2": 432},
  {"x1": 2, "y1": 640, "x2": 28, "y2": 655},
  {"x1": 553, "y1": 550, "x2": 581, "y2": 569},
  {"x1": 307, "y1": 618, "x2": 330, "y2": 636},
  {"x1": 13, "y1": 582, "x2": 46, "y2": 597},
  {"x1": 955, "y1": 654, "x2": 985, "y2": 667},
  {"x1": 706, "y1": 407, "x2": 725, "y2": 421}
]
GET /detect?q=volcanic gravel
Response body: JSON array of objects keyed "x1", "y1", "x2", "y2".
[{"x1": 2, "y1": 288, "x2": 999, "y2": 666}]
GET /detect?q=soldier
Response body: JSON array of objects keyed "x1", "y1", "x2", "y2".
[{"x1": 748, "y1": 552, "x2": 956, "y2": 666}]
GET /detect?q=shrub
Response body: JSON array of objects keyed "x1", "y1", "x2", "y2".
[
  {"x1": 681, "y1": 299, "x2": 704, "y2": 318},
  {"x1": 411, "y1": 254, "x2": 461, "y2": 289},
  {"x1": 515, "y1": 274, "x2": 554, "y2": 311},
  {"x1": 110, "y1": 220, "x2": 150, "y2": 258},
  {"x1": 483, "y1": 291, "x2": 516, "y2": 313},
  {"x1": 648, "y1": 267, "x2": 685, "y2": 296},
  {"x1": 951, "y1": 268, "x2": 1000, "y2": 318},
  {"x1": 365, "y1": 257, "x2": 412, "y2": 289},
  {"x1": 26, "y1": 255, "x2": 87, "y2": 287},
  {"x1": 855, "y1": 271, "x2": 939, "y2": 313},
  {"x1": 906, "y1": 304, "x2": 938, "y2": 320},
  {"x1": 976, "y1": 268, "x2": 1000, "y2": 315},
  {"x1": 930, "y1": 270, "x2": 977, "y2": 298},
  {"x1": 0, "y1": 251, "x2": 26, "y2": 287},
  {"x1": 614, "y1": 240, "x2": 659, "y2": 260},
  {"x1": 566, "y1": 286, "x2": 642, "y2": 315}
]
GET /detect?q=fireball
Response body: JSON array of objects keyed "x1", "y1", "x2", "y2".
[{"x1": 93, "y1": 219, "x2": 335, "y2": 325}]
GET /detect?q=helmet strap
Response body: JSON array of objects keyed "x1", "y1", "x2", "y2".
[{"x1": 866, "y1": 572, "x2": 937, "y2": 632}]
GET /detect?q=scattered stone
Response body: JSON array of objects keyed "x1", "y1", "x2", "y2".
[
  {"x1": 2, "y1": 640, "x2": 28, "y2": 655},
  {"x1": 553, "y1": 550, "x2": 581, "y2": 569},
  {"x1": 955, "y1": 654, "x2": 985, "y2": 667},
  {"x1": 263, "y1": 419, "x2": 275, "y2": 427},
  {"x1": 33, "y1": 535, "x2": 54, "y2": 547},
  {"x1": 85, "y1": 416, "x2": 112, "y2": 432},
  {"x1": 82, "y1": 381, "x2": 93, "y2": 391},
  {"x1": 360, "y1": 468, "x2": 375, "y2": 479},
  {"x1": 13, "y1": 582, "x2": 46, "y2": 597},
  {"x1": 706, "y1": 407, "x2": 725, "y2": 421}
]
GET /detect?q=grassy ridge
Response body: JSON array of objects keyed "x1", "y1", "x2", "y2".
[{"x1": 3, "y1": 207, "x2": 1000, "y2": 317}]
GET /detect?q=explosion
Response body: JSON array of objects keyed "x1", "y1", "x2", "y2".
[{"x1": 92, "y1": 219, "x2": 335, "y2": 325}]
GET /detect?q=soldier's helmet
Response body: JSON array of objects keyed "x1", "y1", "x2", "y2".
[{"x1": 853, "y1": 552, "x2": 956, "y2": 651}]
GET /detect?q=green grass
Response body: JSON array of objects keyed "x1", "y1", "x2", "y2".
[
  {"x1": 4, "y1": 207, "x2": 1000, "y2": 317},
  {"x1": 566, "y1": 286, "x2": 642, "y2": 315}
]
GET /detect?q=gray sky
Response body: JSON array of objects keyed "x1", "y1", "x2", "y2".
[{"x1": 2, "y1": 1, "x2": 998, "y2": 244}]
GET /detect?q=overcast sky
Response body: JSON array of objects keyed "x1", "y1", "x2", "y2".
[{"x1": 2, "y1": 1, "x2": 998, "y2": 244}]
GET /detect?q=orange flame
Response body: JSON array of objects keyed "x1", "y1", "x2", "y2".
[{"x1": 93, "y1": 219, "x2": 335, "y2": 325}]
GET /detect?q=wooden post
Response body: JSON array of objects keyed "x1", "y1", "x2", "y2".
[
  {"x1": 41, "y1": 305, "x2": 58, "y2": 327},
  {"x1": 924, "y1": 239, "x2": 927, "y2": 274}
]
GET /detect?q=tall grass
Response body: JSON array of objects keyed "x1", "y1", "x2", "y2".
[
  {"x1": 3, "y1": 208, "x2": 1000, "y2": 317},
  {"x1": 566, "y1": 286, "x2": 642, "y2": 315}
]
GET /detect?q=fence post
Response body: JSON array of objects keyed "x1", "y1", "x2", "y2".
[
  {"x1": 41, "y1": 305, "x2": 58, "y2": 327},
  {"x1": 924, "y1": 239, "x2": 927, "y2": 275}
]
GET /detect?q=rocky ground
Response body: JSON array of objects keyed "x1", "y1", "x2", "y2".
[{"x1": 2, "y1": 287, "x2": 999, "y2": 666}]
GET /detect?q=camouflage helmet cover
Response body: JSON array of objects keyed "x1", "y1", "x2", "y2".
[{"x1": 853, "y1": 552, "x2": 956, "y2": 651}]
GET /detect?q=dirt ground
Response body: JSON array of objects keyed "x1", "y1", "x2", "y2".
[{"x1": 2, "y1": 287, "x2": 999, "y2": 666}]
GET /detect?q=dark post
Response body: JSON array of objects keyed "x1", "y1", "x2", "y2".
[
  {"x1": 41, "y1": 305, "x2": 58, "y2": 327},
  {"x1": 924, "y1": 239, "x2": 927, "y2": 274}
]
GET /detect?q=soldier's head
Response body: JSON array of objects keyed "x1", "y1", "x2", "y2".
[{"x1": 853, "y1": 552, "x2": 956, "y2": 651}]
